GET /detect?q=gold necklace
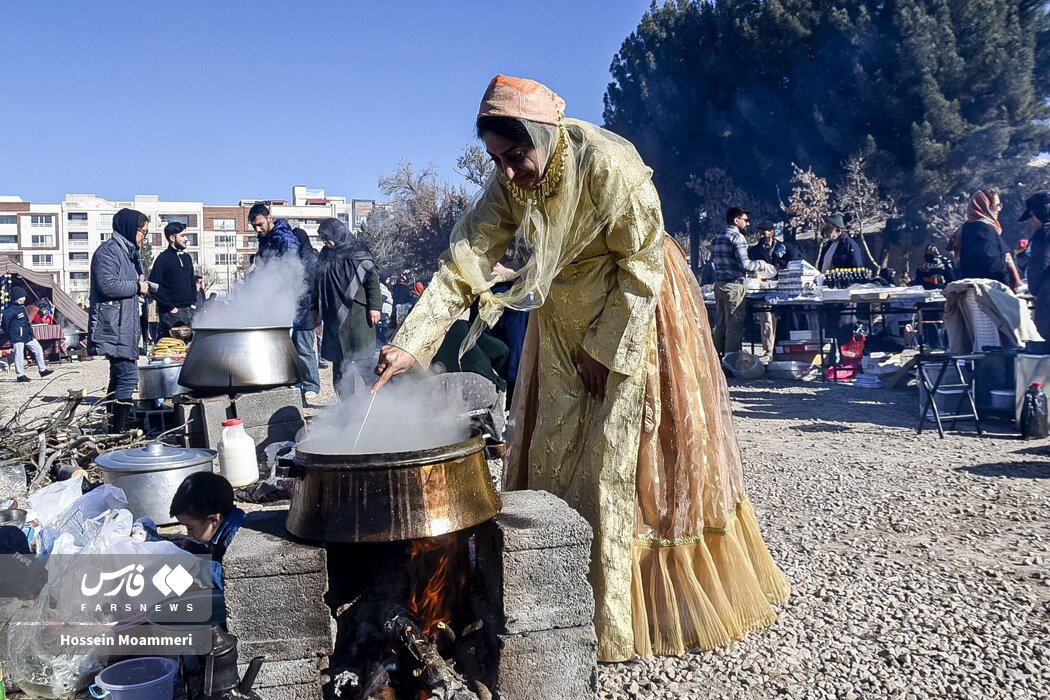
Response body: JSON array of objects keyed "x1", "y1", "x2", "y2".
[{"x1": 507, "y1": 125, "x2": 568, "y2": 207}]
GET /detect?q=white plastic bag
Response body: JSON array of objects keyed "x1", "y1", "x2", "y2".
[
  {"x1": 37, "y1": 484, "x2": 128, "y2": 556},
  {"x1": 0, "y1": 462, "x2": 27, "y2": 499},
  {"x1": 25, "y1": 476, "x2": 84, "y2": 527}
]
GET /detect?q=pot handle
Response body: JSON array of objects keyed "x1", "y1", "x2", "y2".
[
  {"x1": 88, "y1": 684, "x2": 110, "y2": 699},
  {"x1": 275, "y1": 457, "x2": 303, "y2": 478}
]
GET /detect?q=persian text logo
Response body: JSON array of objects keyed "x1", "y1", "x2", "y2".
[{"x1": 80, "y1": 563, "x2": 193, "y2": 598}]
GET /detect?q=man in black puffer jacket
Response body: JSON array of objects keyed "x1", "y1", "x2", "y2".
[{"x1": 2, "y1": 286, "x2": 53, "y2": 382}]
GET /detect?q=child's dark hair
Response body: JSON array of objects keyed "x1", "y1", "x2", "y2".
[{"x1": 169, "y1": 472, "x2": 234, "y2": 519}]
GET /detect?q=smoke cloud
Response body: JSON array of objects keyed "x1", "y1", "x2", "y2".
[
  {"x1": 193, "y1": 256, "x2": 306, "y2": 329},
  {"x1": 299, "y1": 375, "x2": 472, "y2": 455}
]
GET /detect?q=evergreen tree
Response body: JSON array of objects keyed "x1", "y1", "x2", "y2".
[{"x1": 603, "y1": 0, "x2": 1050, "y2": 242}]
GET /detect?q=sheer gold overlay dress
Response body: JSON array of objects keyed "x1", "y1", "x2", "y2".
[{"x1": 392, "y1": 119, "x2": 790, "y2": 662}]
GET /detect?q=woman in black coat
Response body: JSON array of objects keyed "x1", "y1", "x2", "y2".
[
  {"x1": 955, "y1": 190, "x2": 1022, "y2": 291},
  {"x1": 88, "y1": 208, "x2": 150, "y2": 431},
  {"x1": 313, "y1": 218, "x2": 382, "y2": 396}
]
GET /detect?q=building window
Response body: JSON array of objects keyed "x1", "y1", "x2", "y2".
[
  {"x1": 338, "y1": 213, "x2": 350, "y2": 225},
  {"x1": 0, "y1": 215, "x2": 16, "y2": 225},
  {"x1": 0, "y1": 235, "x2": 16, "y2": 245},
  {"x1": 243, "y1": 236, "x2": 258, "y2": 249},
  {"x1": 67, "y1": 212, "x2": 88, "y2": 222},
  {"x1": 212, "y1": 218, "x2": 236, "y2": 231},
  {"x1": 68, "y1": 252, "x2": 89, "y2": 262},
  {"x1": 70, "y1": 272, "x2": 89, "y2": 281},
  {"x1": 215, "y1": 235, "x2": 236, "y2": 246},
  {"x1": 185, "y1": 232, "x2": 198, "y2": 247},
  {"x1": 99, "y1": 214, "x2": 114, "y2": 229},
  {"x1": 68, "y1": 231, "x2": 89, "y2": 244},
  {"x1": 160, "y1": 214, "x2": 190, "y2": 226},
  {"x1": 214, "y1": 253, "x2": 238, "y2": 265},
  {"x1": 188, "y1": 252, "x2": 199, "y2": 264},
  {"x1": 31, "y1": 234, "x2": 54, "y2": 247},
  {"x1": 31, "y1": 215, "x2": 54, "y2": 226},
  {"x1": 32, "y1": 254, "x2": 54, "y2": 266},
  {"x1": 100, "y1": 232, "x2": 110, "y2": 241}
]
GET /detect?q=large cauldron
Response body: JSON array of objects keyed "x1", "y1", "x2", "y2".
[
  {"x1": 178, "y1": 326, "x2": 306, "y2": 393},
  {"x1": 284, "y1": 432, "x2": 502, "y2": 542}
]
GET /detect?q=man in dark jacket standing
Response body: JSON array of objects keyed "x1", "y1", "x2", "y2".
[
  {"x1": 247, "y1": 203, "x2": 300, "y2": 262},
  {"x1": 89, "y1": 208, "x2": 150, "y2": 432},
  {"x1": 2, "y1": 286, "x2": 53, "y2": 382},
  {"x1": 149, "y1": 222, "x2": 197, "y2": 339},
  {"x1": 816, "y1": 213, "x2": 865, "y2": 273},
  {"x1": 290, "y1": 227, "x2": 322, "y2": 402},
  {"x1": 1019, "y1": 192, "x2": 1050, "y2": 351}
]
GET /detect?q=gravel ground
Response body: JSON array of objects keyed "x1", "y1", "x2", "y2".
[
  {"x1": 4, "y1": 361, "x2": 1049, "y2": 699},
  {"x1": 598, "y1": 379, "x2": 1050, "y2": 700}
]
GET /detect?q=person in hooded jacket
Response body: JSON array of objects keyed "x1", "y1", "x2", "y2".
[
  {"x1": 88, "y1": 208, "x2": 151, "y2": 432},
  {"x1": 2, "y1": 286, "x2": 53, "y2": 382},
  {"x1": 313, "y1": 218, "x2": 382, "y2": 395},
  {"x1": 247, "y1": 202, "x2": 300, "y2": 261},
  {"x1": 1020, "y1": 192, "x2": 1050, "y2": 351},
  {"x1": 291, "y1": 227, "x2": 322, "y2": 401}
]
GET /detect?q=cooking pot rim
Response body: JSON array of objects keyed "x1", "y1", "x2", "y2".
[
  {"x1": 189, "y1": 325, "x2": 292, "y2": 332},
  {"x1": 294, "y1": 431, "x2": 484, "y2": 469}
]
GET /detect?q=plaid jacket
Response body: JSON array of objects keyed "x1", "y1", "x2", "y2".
[{"x1": 711, "y1": 226, "x2": 760, "y2": 282}]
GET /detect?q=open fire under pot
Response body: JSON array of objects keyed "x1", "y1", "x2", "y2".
[{"x1": 279, "y1": 432, "x2": 505, "y2": 700}]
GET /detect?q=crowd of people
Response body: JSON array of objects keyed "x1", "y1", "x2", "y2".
[{"x1": 704, "y1": 187, "x2": 1050, "y2": 360}]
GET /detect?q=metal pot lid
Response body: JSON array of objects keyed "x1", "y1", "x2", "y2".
[{"x1": 95, "y1": 443, "x2": 217, "y2": 473}]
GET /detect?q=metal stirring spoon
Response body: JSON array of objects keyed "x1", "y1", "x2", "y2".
[{"x1": 352, "y1": 391, "x2": 378, "y2": 452}]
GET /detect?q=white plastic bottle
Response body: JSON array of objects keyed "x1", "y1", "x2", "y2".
[{"x1": 217, "y1": 418, "x2": 258, "y2": 488}]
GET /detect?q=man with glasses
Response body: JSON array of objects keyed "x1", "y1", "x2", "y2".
[{"x1": 711, "y1": 207, "x2": 765, "y2": 355}]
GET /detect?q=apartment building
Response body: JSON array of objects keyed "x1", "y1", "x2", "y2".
[{"x1": 0, "y1": 187, "x2": 374, "y2": 306}]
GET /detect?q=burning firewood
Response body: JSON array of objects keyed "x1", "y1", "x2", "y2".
[{"x1": 384, "y1": 608, "x2": 484, "y2": 700}]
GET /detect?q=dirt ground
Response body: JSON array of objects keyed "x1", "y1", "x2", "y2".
[{"x1": 2, "y1": 358, "x2": 1048, "y2": 698}]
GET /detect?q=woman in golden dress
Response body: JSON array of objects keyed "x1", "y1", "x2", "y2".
[{"x1": 374, "y1": 74, "x2": 790, "y2": 662}]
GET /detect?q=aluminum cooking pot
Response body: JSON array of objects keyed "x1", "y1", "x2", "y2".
[
  {"x1": 285, "y1": 432, "x2": 502, "y2": 543},
  {"x1": 95, "y1": 443, "x2": 217, "y2": 525},
  {"x1": 139, "y1": 362, "x2": 189, "y2": 400},
  {"x1": 178, "y1": 326, "x2": 306, "y2": 393}
]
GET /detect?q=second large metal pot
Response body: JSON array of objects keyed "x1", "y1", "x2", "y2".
[
  {"x1": 285, "y1": 432, "x2": 502, "y2": 543},
  {"x1": 178, "y1": 326, "x2": 306, "y2": 393},
  {"x1": 95, "y1": 443, "x2": 217, "y2": 525}
]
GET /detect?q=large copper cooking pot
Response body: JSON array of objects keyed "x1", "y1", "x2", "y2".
[
  {"x1": 178, "y1": 326, "x2": 306, "y2": 393},
  {"x1": 285, "y1": 432, "x2": 501, "y2": 542}
]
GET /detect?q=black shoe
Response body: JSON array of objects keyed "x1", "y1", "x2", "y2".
[
  {"x1": 16, "y1": 375, "x2": 30, "y2": 383},
  {"x1": 39, "y1": 368, "x2": 54, "y2": 377}
]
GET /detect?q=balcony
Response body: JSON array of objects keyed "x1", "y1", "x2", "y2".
[{"x1": 66, "y1": 280, "x2": 90, "y2": 292}]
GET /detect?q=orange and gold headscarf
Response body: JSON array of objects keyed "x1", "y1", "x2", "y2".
[{"x1": 477, "y1": 74, "x2": 565, "y2": 125}]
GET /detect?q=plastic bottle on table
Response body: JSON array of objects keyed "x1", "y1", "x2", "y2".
[{"x1": 217, "y1": 418, "x2": 259, "y2": 488}]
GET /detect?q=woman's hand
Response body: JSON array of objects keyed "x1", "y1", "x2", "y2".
[
  {"x1": 572, "y1": 348, "x2": 609, "y2": 402},
  {"x1": 368, "y1": 310, "x2": 381, "y2": 327},
  {"x1": 372, "y1": 345, "x2": 417, "y2": 392}
]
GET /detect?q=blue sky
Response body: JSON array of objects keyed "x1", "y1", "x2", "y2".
[{"x1": 0, "y1": 1, "x2": 654, "y2": 206}]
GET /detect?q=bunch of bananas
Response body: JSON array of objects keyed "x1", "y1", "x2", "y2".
[{"x1": 151, "y1": 337, "x2": 188, "y2": 360}]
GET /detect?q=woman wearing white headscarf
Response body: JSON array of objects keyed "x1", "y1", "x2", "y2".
[{"x1": 374, "y1": 75, "x2": 789, "y2": 661}]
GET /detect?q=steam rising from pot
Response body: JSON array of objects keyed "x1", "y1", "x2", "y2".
[
  {"x1": 193, "y1": 255, "x2": 306, "y2": 329},
  {"x1": 299, "y1": 376, "x2": 472, "y2": 455}
]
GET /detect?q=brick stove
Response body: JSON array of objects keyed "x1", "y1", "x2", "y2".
[{"x1": 222, "y1": 490, "x2": 598, "y2": 699}]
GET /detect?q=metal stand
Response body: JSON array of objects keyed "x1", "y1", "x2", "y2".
[{"x1": 917, "y1": 353, "x2": 983, "y2": 438}]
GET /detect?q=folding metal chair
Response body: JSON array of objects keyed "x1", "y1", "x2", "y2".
[{"x1": 916, "y1": 352, "x2": 983, "y2": 438}]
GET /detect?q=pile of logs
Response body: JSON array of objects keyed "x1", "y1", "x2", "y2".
[{"x1": 0, "y1": 384, "x2": 148, "y2": 493}]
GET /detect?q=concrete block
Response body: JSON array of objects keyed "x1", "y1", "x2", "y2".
[
  {"x1": 224, "y1": 570, "x2": 333, "y2": 660},
  {"x1": 223, "y1": 510, "x2": 326, "y2": 577},
  {"x1": 495, "y1": 490, "x2": 592, "y2": 552},
  {"x1": 477, "y1": 542, "x2": 594, "y2": 635},
  {"x1": 234, "y1": 386, "x2": 304, "y2": 428},
  {"x1": 238, "y1": 657, "x2": 325, "y2": 699},
  {"x1": 175, "y1": 394, "x2": 234, "y2": 449},
  {"x1": 245, "y1": 421, "x2": 304, "y2": 469},
  {"x1": 494, "y1": 626, "x2": 597, "y2": 700}
]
